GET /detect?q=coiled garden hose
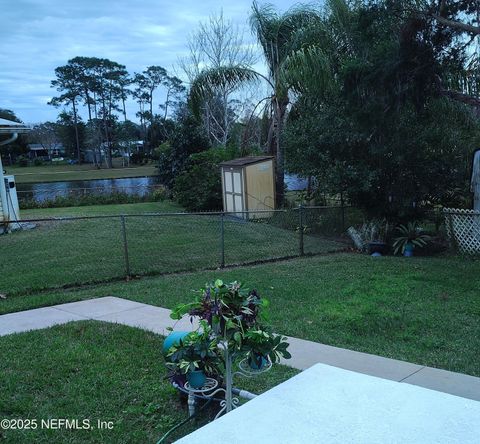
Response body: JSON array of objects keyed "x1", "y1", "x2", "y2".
[{"x1": 155, "y1": 398, "x2": 213, "y2": 444}]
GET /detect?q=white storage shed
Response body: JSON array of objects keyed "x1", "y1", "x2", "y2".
[{"x1": 220, "y1": 156, "x2": 275, "y2": 217}]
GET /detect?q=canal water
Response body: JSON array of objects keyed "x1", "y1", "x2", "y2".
[
  {"x1": 16, "y1": 176, "x2": 162, "y2": 202},
  {"x1": 16, "y1": 175, "x2": 308, "y2": 203}
]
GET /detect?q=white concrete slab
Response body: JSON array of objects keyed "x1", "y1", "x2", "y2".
[
  {"x1": 53, "y1": 296, "x2": 147, "y2": 318},
  {"x1": 284, "y1": 336, "x2": 424, "y2": 381},
  {"x1": 176, "y1": 363, "x2": 480, "y2": 444},
  {"x1": 0, "y1": 307, "x2": 86, "y2": 336},
  {"x1": 96, "y1": 305, "x2": 198, "y2": 336}
]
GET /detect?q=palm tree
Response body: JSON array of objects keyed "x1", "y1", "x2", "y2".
[{"x1": 190, "y1": 1, "x2": 331, "y2": 206}]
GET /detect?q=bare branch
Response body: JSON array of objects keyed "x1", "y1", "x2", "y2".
[{"x1": 431, "y1": 14, "x2": 480, "y2": 35}]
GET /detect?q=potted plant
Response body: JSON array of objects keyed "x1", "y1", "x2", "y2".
[
  {"x1": 170, "y1": 280, "x2": 291, "y2": 367},
  {"x1": 170, "y1": 280, "x2": 267, "y2": 341},
  {"x1": 242, "y1": 329, "x2": 291, "y2": 370},
  {"x1": 165, "y1": 326, "x2": 221, "y2": 389},
  {"x1": 393, "y1": 222, "x2": 430, "y2": 257},
  {"x1": 358, "y1": 219, "x2": 391, "y2": 255}
]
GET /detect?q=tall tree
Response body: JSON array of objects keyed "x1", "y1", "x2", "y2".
[
  {"x1": 56, "y1": 111, "x2": 86, "y2": 160},
  {"x1": 284, "y1": 0, "x2": 480, "y2": 217},
  {"x1": 160, "y1": 74, "x2": 186, "y2": 120},
  {"x1": 180, "y1": 10, "x2": 256, "y2": 146},
  {"x1": 140, "y1": 66, "x2": 167, "y2": 123},
  {"x1": 88, "y1": 58, "x2": 128, "y2": 167},
  {"x1": 189, "y1": 2, "x2": 327, "y2": 206},
  {"x1": 49, "y1": 65, "x2": 83, "y2": 163}
]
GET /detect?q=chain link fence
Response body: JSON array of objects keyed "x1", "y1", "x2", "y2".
[{"x1": 0, "y1": 207, "x2": 350, "y2": 296}]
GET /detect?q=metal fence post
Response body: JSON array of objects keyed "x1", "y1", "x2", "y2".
[
  {"x1": 120, "y1": 215, "x2": 131, "y2": 278},
  {"x1": 299, "y1": 205, "x2": 305, "y2": 256},
  {"x1": 220, "y1": 212, "x2": 225, "y2": 268}
]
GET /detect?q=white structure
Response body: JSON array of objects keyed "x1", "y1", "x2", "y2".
[
  {"x1": 220, "y1": 156, "x2": 275, "y2": 218},
  {"x1": 177, "y1": 363, "x2": 480, "y2": 444},
  {"x1": 471, "y1": 149, "x2": 480, "y2": 211},
  {"x1": 0, "y1": 118, "x2": 30, "y2": 224}
]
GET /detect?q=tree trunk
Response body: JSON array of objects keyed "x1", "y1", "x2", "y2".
[
  {"x1": 222, "y1": 90, "x2": 229, "y2": 146},
  {"x1": 85, "y1": 89, "x2": 92, "y2": 122},
  {"x1": 273, "y1": 99, "x2": 288, "y2": 208},
  {"x1": 163, "y1": 88, "x2": 171, "y2": 120},
  {"x1": 101, "y1": 95, "x2": 112, "y2": 168},
  {"x1": 122, "y1": 97, "x2": 127, "y2": 122},
  {"x1": 72, "y1": 99, "x2": 81, "y2": 164}
]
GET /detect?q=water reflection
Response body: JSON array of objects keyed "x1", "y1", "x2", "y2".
[
  {"x1": 17, "y1": 176, "x2": 162, "y2": 203},
  {"x1": 16, "y1": 174, "x2": 307, "y2": 203}
]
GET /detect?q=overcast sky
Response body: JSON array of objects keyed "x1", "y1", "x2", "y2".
[{"x1": 2, "y1": 0, "x2": 298, "y2": 124}]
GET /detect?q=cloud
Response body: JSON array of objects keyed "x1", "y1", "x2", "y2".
[{"x1": 0, "y1": 0, "x2": 295, "y2": 123}]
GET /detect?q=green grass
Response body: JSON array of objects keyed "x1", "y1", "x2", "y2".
[
  {"x1": 1, "y1": 204, "x2": 345, "y2": 296},
  {"x1": 0, "y1": 321, "x2": 297, "y2": 444},
  {"x1": 2, "y1": 254, "x2": 479, "y2": 377},
  {"x1": 6, "y1": 163, "x2": 157, "y2": 184},
  {"x1": 20, "y1": 201, "x2": 184, "y2": 218}
]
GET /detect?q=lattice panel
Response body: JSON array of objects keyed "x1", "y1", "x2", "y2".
[{"x1": 444, "y1": 208, "x2": 480, "y2": 255}]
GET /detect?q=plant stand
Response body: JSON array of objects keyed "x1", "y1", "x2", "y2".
[
  {"x1": 184, "y1": 378, "x2": 219, "y2": 417},
  {"x1": 183, "y1": 346, "x2": 272, "y2": 419}
]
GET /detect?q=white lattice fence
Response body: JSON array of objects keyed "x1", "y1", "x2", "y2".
[{"x1": 444, "y1": 208, "x2": 480, "y2": 255}]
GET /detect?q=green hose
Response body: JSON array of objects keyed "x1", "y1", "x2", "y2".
[{"x1": 155, "y1": 398, "x2": 213, "y2": 444}]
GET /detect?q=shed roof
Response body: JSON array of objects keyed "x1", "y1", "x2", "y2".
[{"x1": 220, "y1": 156, "x2": 274, "y2": 168}]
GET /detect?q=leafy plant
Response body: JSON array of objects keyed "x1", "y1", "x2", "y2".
[
  {"x1": 171, "y1": 280, "x2": 268, "y2": 341},
  {"x1": 393, "y1": 222, "x2": 431, "y2": 255},
  {"x1": 170, "y1": 280, "x2": 290, "y2": 368},
  {"x1": 242, "y1": 329, "x2": 291, "y2": 365},
  {"x1": 16, "y1": 156, "x2": 29, "y2": 167},
  {"x1": 165, "y1": 323, "x2": 221, "y2": 375},
  {"x1": 173, "y1": 148, "x2": 233, "y2": 211}
]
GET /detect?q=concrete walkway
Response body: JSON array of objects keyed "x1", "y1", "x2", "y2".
[{"x1": 1, "y1": 296, "x2": 479, "y2": 401}]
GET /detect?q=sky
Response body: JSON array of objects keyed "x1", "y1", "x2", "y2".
[{"x1": 1, "y1": 0, "x2": 297, "y2": 124}]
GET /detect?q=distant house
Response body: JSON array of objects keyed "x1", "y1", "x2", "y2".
[{"x1": 28, "y1": 143, "x2": 65, "y2": 160}]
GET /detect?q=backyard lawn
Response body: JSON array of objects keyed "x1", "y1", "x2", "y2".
[
  {"x1": 6, "y1": 163, "x2": 157, "y2": 183},
  {"x1": 0, "y1": 321, "x2": 297, "y2": 443},
  {"x1": 20, "y1": 201, "x2": 184, "y2": 218},
  {"x1": 2, "y1": 254, "x2": 479, "y2": 378},
  {"x1": 1, "y1": 203, "x2": 345, "y2": 296}
]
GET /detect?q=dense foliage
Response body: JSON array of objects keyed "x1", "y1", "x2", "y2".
[
  {"x1": 284, "y1": 0, "x2": 480, "y2": 219},
  {"x1": 156, "y1": 106, "x2": 211, "y2": 190},
  {"x1": 173, "y1": 147, "x2": 235, "y2": 211}
]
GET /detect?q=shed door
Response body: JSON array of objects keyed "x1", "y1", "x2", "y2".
[{"x1": 224, "y1": 169, "x2": 244, "y2": 216}]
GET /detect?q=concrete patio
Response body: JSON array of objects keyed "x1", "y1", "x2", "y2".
[
  {"x1": 177, "y1": 363, "x2": 480, "y2": 444},
  {"x1": 1, "y1": 296, "x2": 479, "y2": 402}
]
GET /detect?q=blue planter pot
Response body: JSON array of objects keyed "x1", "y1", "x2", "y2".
[
  {"x1": 187, "y1": 370, "x2": 206, "y2": 389},
  {"x1": 248, "y1": 354, "x2": 268, "y2": 370},
  {"x1": 404, "y1": 243, "x2": 414, "y2": 257},
  {"x1": 162, "y1": 331, "x2": 189, "y2": 354},
  {"x1": 368, "y1": 241, "x2": 387, "y2": 256}
]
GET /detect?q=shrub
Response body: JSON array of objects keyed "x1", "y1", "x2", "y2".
[
  {"x1": 173, "y1": 147, "x2": 234, "y2": 212},
  {"x1": 151, "y1": 186, "x2": 169, "y2": 202},
  {"x1": 17, "y1": 156, "x2": 28, "y2": 167},
  {"x1": 19, "y1": 190, "x2": 171, "y2": 209},
  {"x1": 33, "y1": 158, "x2": 44, "y2": 166},
  {"x1": 130, "y1": 152, "x2": 148, "y2": 165}
]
